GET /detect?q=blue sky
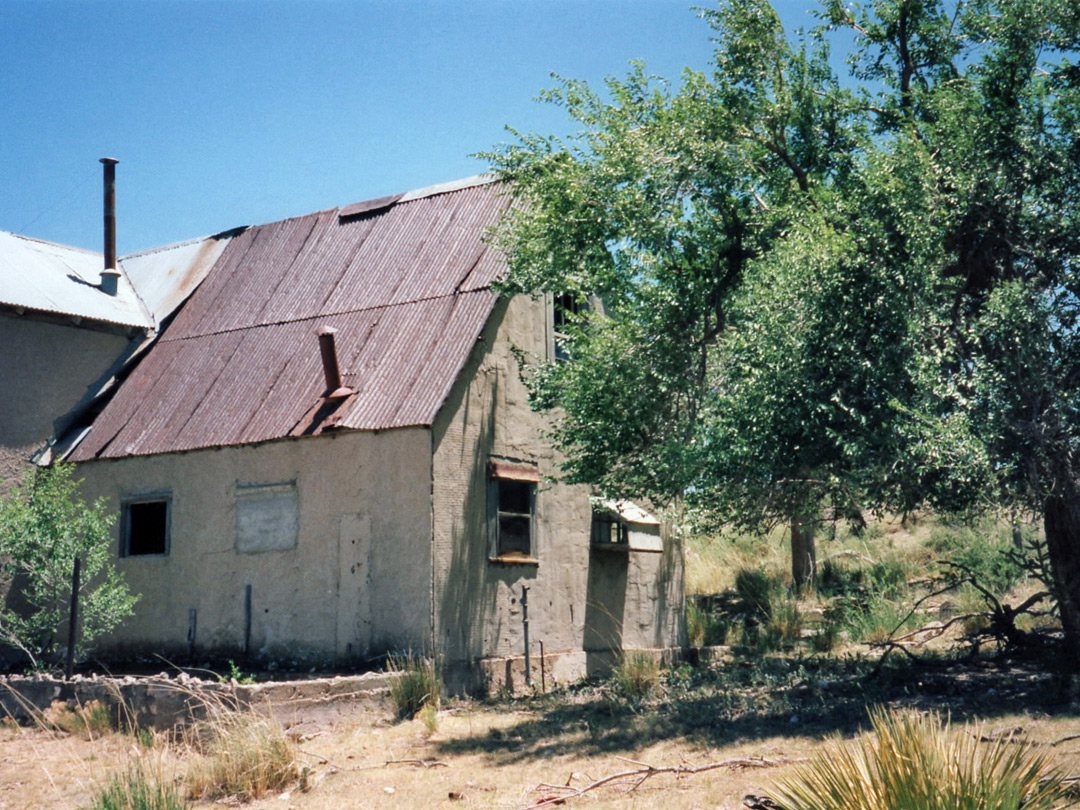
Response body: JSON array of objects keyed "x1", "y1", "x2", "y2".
[{"x1": 1, "y1": 0, "x2": 822, "y2": 253}]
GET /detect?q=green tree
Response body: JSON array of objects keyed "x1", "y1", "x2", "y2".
[
  {"x1": 485, "y1": 0, "x2": 1080, "y2": 667},
  {"x1": 0, "y1": 464, "x2": 138, "y2": 670}
]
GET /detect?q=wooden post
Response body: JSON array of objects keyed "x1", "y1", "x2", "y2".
[
  {"x1": 188, "y1": 608, "x2": 197, "y2": 658},
  {"x1": 243, "y1": 585, "x2": 252, "y2": 660},
  {"x1": 65, "y1": 556, "x2": 81, "y2": 680}
]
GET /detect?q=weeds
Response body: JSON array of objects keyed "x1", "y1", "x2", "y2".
[
  {"x1": 42, "y1": 699, "x2": 114, "y2": 739},
  {"x1": 771, "y1": 707, "x2": 1072, "y2": 810},
  {"x1": 609, "y1": 652, "x2": 662, "y2": 703},
  {"x1": 388, "y1": 654, "x2": 440, "y2": 721},
  {"x1": 87, "y1": 762, "x2": 188, "y2": 810},
  {"x1": 184, "y1": 694, "x2": 298, "y2": 802}
]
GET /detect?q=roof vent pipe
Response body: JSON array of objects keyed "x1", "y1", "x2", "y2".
[
  {"x1": 317, "y1": 326, "x2": 354, "y2": 399},
  {"x1": 99, "y1": 157, "x2": 120, "y2": 296}
]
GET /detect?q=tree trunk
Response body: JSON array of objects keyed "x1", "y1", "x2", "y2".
[
  {"x1": 1043, "y1": 495, "x2": 1080, "y2": 673},
  {"x1": 791, "y1": 514, "x2": 816, "y2": 591}
]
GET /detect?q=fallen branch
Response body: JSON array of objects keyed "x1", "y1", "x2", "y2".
[
  {"x1": 386, "y1": 758, "x2": 448, "y2": 768},
  {"x1": 523, "y1": 756, "x2": 796, "y2": 810}
]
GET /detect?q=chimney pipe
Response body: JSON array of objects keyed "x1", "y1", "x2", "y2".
[
  {"x1": 317, "y1": 326, "x2": 354, "y2": 399},
  {"x1": 100, "y1": 157, "x2": 120, "y2": 296}
]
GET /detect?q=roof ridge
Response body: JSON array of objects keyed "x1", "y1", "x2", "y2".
[
  {"x1": 157, "y1": 288, "x2": 494, "y2": 343},
  {"x1": 0, "y1": 229, "x2": 101, "y2": 256},
  {"x1": 118, "y1": 227, "x2": 246, "y2": 261}
]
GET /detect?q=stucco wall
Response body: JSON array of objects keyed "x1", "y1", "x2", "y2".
[
  {"x1": 74, "y1": 428, "x2": 433, "y2": 665},
  {"x1": 432, "y1": 295, "x2": 685, "y2": 691},
  {"x1": 0, "y1": 313, "x2": 132, "y2": 489}
]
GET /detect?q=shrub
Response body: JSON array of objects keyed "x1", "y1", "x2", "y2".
[
  {"x1": 770, "y1": 707, "x2": 1071, "y2": 810},
  {"x1": 609, "y1": 651, "x2": 661, "y2": 702},
  {"x1": 42, "y1": 698, "x2": 114, "y2": 739},
  {"x1": 388, "y1": 654, "x2": 440, "y2": 720},
  {"x1": 0, "y1": 465, "x2": 138, "y2": 669},
  {"x1": 185, "y1": 699, "x2": 298, "y2": 802},
  {"x1": 686, "y1": 599, "x2": 729, "y2": 646},
  {"x1": 734, "y1": 568, "x2": 778, "y2": 621},
  {"x1": 87, "y1": 762, "x2": 188, "y2": 810}
]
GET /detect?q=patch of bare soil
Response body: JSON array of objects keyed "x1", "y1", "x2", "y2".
[{"x1": 3, "y1": 656, "x2": 1080, "y2": 810}]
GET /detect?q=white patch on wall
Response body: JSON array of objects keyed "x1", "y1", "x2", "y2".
[{"x1": 235, "y1": 481, "x2": 298, "y2": 553}]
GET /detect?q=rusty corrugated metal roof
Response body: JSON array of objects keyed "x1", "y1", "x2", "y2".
[{"x1": 70, "y1": 177, "x2": 510, "y2": 461}]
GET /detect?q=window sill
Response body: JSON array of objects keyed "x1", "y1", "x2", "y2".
[{"x1": 488, "y1": 555, "x2": 540, "y2": 566}]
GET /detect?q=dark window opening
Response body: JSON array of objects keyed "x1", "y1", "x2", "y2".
[
  {"x1": 121, "y1": 496, "x2": 170, "y2": 557},
  {"x1": 592, "y1": 510, "x2": 628, "y2": 548},
  {"x1": 488, "y1": 469, "x2": 537, "y2": 562},
  {"x1": 553, "y1": 292, "x2": 583, "y2": 362}
]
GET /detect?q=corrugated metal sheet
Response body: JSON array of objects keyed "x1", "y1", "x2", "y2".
[
  {"x1": 120, "y1": 231, "x2": 239, "y2": 323},
  {"x1": 70, "y1": 177, "x2": 510, "y2": 461},
  {"x1": 0, "y1": 230, "x2": 152, "y2": 328}
]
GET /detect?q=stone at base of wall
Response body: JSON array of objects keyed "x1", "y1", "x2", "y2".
[
  {"x1": 0, "y1": 671, "x2": 397, "y2": 731},
  {"x1": 454, "y1": 647, "x2": 686, "y2": 697}
]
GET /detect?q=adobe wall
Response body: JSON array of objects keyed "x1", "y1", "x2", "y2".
[
  {"x1": 0, "y1": 314, "x2": 131, "y2": 490},
  {"x1": 431, "y1": 295, "x2": 685, "y2": 693},
  {"x1": 74, "y1": 428, "x2": 433, "y2": 667}
]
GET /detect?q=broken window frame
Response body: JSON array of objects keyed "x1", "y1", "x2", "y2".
[
  {"x1": 487, "y1": 460, "x2": 540, "y2": 564},
  {"x1": 120, "y1": 492, "x2": 172, "y2": 557}
]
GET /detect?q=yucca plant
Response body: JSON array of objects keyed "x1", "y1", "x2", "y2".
[{"x1": 770, "y1": 707, "x2": 1073, "y2": 810}]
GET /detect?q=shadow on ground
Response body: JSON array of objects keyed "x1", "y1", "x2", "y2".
[{"x1": 436, "y1": 650, "x2": 1079, "y2": 766}]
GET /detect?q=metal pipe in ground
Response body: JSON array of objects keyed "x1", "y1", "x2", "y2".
[{"x1": 521, "y1": 585, "x2": 531, "y2": 687}]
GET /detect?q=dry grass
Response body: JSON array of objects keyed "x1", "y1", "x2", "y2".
[
  {"x1": 3, "y1": 696, "x2": 1078, "y2": 810},
  {"x1": 183, "y1": 695, "x2": 299, "y2": 802}
]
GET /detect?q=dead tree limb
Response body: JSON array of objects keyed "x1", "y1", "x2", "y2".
[{"x1": 523, "y1": 756, "x2": 795, "y2": 810}]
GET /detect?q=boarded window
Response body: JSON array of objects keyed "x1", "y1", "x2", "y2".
[
  {"x1": 488, "y1": 460, "x2": 538, "y2": 562},
  {"x1": 235, "y1": 482, "x2": 298, "y2": 554},
  {"x1": 121, "y1": 494, "x2": 171, "y2": 557}
]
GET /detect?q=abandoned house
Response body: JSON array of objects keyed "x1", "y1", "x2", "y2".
[{"x1": 0, "y1": 164, "x2": 684, "y2": 691}]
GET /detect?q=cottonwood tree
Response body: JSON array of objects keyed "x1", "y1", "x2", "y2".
[
  {"x1": 486, "y1": 0, "x2": 1080, "y2": 667},
  {"x1": 0, "y1": 465, "x2": 137, "y2": 670}
]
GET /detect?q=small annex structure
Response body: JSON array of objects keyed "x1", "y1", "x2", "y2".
[{"x1": 0, "y1": 165, "x2": 684, "y2": 692}]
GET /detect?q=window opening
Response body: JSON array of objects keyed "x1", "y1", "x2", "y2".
[
  {"x1": 121, "y1": 495, "x2": 171, "y2": 557},
  {"x1": 488, "y1": 460, "x2": 539, "y2": 562},
  {"x1": 552, "y1": 292, "x2": 582, "y2": 361},
  {"x1": 591, "y1": 509, "x2": 628, "y2": 548}
]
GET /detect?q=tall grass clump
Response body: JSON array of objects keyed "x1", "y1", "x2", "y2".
[
  {"x1": 770, "y1": 708, "x2": 1072, "y2": 810},
  {"x1": 609, "y1": 651, "x2": 662, "y2": 703},
  {"x1": 185, "y1": 696, "x2": 298, "y2": 802},
  {"x1": 686, "y1": 598, "x2": 729, "y2": 646},
  {"x1": 388, "y1": 654, "x2": 440, "y2": 721},
  {"x1": 88, "y1": 762, "x2": 188, "y2": 810}
]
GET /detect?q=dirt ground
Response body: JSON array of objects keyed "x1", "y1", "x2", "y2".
[{"x1": 4, "y1": 659, "x2": 1080, "y2": 810}]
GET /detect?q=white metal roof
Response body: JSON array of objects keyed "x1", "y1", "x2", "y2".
[{"x1": 0, "y1": 230, "x2": 152, "y2": 328}]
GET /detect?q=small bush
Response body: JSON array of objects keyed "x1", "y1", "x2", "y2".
[
  {"x1": 817, "y1": 559, "x2": 865, "y2": 596},
  {"x1": 809, "y1": 620, "x2": 841, "y2": 653},
  {"x1": 185, "y1": 700, "x2": 298, "y2": 802},
  {"x1": 734, "y1": 568, "x2": 778, "y2": 620},
  {"x1": 87, "y1": 762, "x2": 188, "y2": 810},
  {"x1": 771, "y1": 707, "x2": 1071, "y2": 810},
  {"x1": 388, "y1": 654, "x2": 440, "y2": 721},
  {"x1": 845, "y1": 597, "x2": 916, "y2": 644},
  {"x1": 42, "y1": 699, "x2": 114, "y2": 739},
  {"x1": 609, "y1": 651, "x2": 662, "y2": 702},
  {"x1": 686, "y1": 599, "x2": 729, "y2": 646}
]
